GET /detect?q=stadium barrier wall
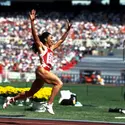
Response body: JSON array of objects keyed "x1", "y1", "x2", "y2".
[{"x1": 1, "y1": 71, "x2": 125, "y2": 85}]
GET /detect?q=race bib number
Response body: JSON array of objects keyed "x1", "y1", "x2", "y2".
[{"x1": 47, "y1": 52, "x2": 53, "y2": 65}]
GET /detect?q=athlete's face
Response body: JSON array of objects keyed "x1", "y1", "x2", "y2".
[{"x1": 47, "y1": 35, "x2": 54, "y2": 46}]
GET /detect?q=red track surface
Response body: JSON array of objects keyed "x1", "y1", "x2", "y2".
[{"x1": 0, "y1": 118, "x2": 123, "y2": 125}]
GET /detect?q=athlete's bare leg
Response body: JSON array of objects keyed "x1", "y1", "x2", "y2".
[
  {"x1": 37, "y1": 67, "x2": 63, "y2": 105},
  {"x1": 3, "y1": 77, "x2": 44, "y2": 109},
  {"x1": 36, "y1": 67, "x2": 63, "y2": 114},
  {"x1": 14, "y1": 79, "x2": 44, "y2": 101},
  {"x1": 47, "y1": 83, "x2": 62, "y2": 104}
]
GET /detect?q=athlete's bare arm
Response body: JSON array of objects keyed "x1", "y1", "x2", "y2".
[
  {"x1": 51, "y1": 19, "x2": 72, "y2": 51},
  {"x1": 29, "y1": 9, "x2": 45, "y2": 52}
]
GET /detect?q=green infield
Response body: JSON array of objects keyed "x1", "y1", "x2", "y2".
[{"x1": 0, "y1": 82, "x2": 125, "y2": 123}]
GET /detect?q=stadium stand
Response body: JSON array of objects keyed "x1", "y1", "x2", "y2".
[{"x1": 0, "y1": 1, "x2": 125, "y2": 83}]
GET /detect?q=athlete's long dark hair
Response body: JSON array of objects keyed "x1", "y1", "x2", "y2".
[{"x1": 32, "y1": 32, "x2": 51, "y2": 53}]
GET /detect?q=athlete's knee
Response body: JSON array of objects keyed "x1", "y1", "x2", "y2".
[{"x1": 58, "y1": 80, "x2": 63, "y2": 88}]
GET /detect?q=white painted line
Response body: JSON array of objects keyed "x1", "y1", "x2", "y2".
[{"x1": 115, "y1": 117, "x2": 125, "y2": 119}]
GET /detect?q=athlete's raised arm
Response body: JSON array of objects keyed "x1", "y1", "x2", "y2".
[
  {"x1": 29, "y1": 9, "x2": 44, "y2": 50},
  {"x1": 51, "y1": 19, "x2": 72, "y2": 51}
]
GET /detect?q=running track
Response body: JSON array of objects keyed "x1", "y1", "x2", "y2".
[{"x1": 0, "y1": 117, "x2": 124, "y2": 125}]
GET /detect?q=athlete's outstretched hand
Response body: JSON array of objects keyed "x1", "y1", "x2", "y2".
[
  {"x1": 29, "y1": 9, "x2": 36, "y2": 21},
  {"x1": 66, "y1": 19, "x2": 72, "y2": 32}
]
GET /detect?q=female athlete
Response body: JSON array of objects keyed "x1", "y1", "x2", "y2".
[{"x1": 3, "y1": 9, "x2": 72, "y2": 115}]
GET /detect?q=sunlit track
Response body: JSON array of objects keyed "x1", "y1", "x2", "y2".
[{"x1": 0, "y1": 117, "x2": 124, "y2": 125}]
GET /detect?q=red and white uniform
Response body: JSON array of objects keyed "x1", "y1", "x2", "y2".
[{"x1": 39, "y1": 47, "x2": 53, "y2": 71}]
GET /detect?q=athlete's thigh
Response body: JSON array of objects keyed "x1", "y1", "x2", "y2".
[
  {"x1": 46, "y1": 71, "x2": 62, "y2": 85},
  {"x1": 37, "y1": 68, "x2": 62, "y2": 85},
  {"x1": 36, "y1": 66, "x2": 63, "y2": 85}
]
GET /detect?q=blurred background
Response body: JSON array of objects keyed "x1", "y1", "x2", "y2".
[
  {"x1": 1, "y1": 1, "x2": 125, "y2": 121},
  {"x1": 0, "y1": 0, "x2": 125, "y2": 85}
]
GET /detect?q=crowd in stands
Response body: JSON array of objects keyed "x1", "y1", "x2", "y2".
[{"x1": 0, "y1": 9, "x2": 125, "y2": 72}]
